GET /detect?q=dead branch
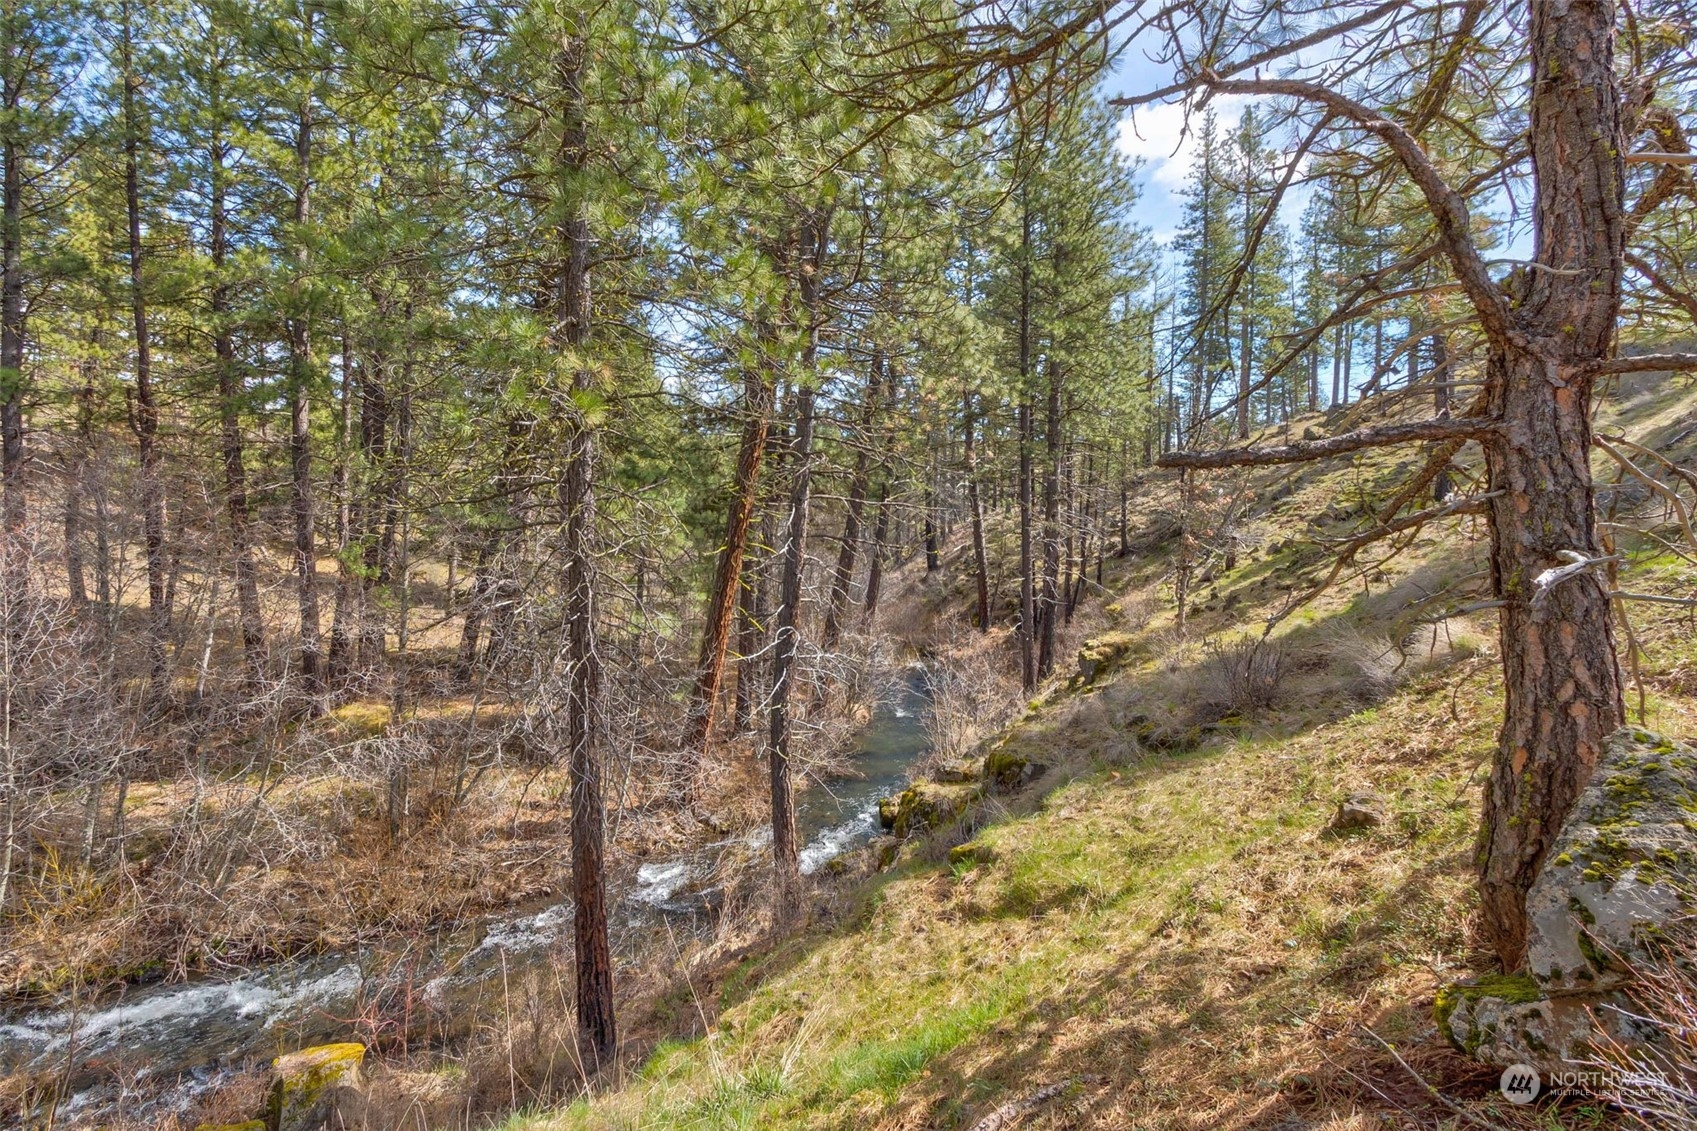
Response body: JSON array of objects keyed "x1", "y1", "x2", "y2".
[{"x1": 1158, "y1": 418, "x2": 1496, "y2": 470}]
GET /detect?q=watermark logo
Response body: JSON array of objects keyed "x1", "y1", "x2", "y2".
[{"x1": 1500, "y1": 1064, "x2": 1541, "y2": 1104}]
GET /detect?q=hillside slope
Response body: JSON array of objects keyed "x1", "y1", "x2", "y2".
[{"x1": 515, "y1": 380, "x2": 1697, "y2": 1131}]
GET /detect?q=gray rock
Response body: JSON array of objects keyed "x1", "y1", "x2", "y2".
[
  {"x1": 1525, "y1": 728, "x2": 1697, "y2": 993},
  {"x1": 1328, "y1": 793, "x2": 1384, "y2": 832},
  {"x1": 1437, "y1": 727, "x2": 1697, "y2": 1071},
  {"x1": 268, "y1": 1042, "x2": 368, "y2": 1131},
  {"x1": 1437, "y1": 977, "x2": 1650, "y2": 1069}
]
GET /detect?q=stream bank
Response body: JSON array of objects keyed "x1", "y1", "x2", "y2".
[{"x1": 0, "y1": 667, "x2": 932, "y2": 1127}]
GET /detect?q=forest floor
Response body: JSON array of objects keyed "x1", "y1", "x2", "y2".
[{"x1": 502, "y1": 375, "x2": 1697, "y2": 1131}]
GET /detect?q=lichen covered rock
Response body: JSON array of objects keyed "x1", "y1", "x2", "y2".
[
  {"x1": 268, "y1": 1042, "x2": 367, "y2": 1131},
  {"x1": 1437, "y1": 727, "x2": 1697, "y2": 1071},
  {"x1": 1525, "y1": 728, "x2": 1697, "y2": 994}
]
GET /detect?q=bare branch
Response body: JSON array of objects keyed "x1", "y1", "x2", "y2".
[
  {"x1": 1585, "y1": 352, "x2": 1697, "y2": 376},
  {"x1": 1157, "y1": 418, "x2": 1496, "y2": 470},
  {"x1": 1195, "y1": 75, "x2": 1519, "y2": 349}
]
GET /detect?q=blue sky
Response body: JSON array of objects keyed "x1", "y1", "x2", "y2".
[{"x1": 1102, "y1": 50, "x2": 1253, "y2": 247}]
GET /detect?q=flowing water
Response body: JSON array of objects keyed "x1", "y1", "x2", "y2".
[{"x1": 0, "y1": 667, "x2": 932, "y2": 1124}]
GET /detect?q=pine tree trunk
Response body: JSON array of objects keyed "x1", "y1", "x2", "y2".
[
  {"x1": 822, "y1": 351, "x2": 883, "y2": 650},
  {"x1": 1037, "y1": 361, "x2": 1061, "y2": 679},
  {"x1": 1017, "y1": 400, "x2": 1035, "y2": 689},
  {"x1": 554, "y1": 38, "x2": 615, "y2": 1073},
  {"x1": 288, "y1": 80, "x2": 323, "y2": 702},
  {"x1": 0, "y1": 116, "x2": 23, "y2": 551},
  {"x1": 328, "y1": 335, "x2": 358, "y2": 687},
  {"x1": 963, "y1": 388, "x2": 990, "y2": 632},
  {"x1": 210, "y1": 115, "x2": 265, "y2": 682},
  {"x1": 121, "y1": 6, "x2": 168, "y2": 699},
  {"x1": 683, "y1": 365, "x2": 773, "y2": 768},
  {"x1": 1475, "y1": 0, "x2": 1626, "y2": 970},
  {"x1": 861, "y1": 484, "x2": 889, "y2": 627},
  {"x1": 357, "y1": 343, "x2": 392, "y2": 665},
  {"x1": 769, "y1": 214, "x2": 825, "y2": 914}
]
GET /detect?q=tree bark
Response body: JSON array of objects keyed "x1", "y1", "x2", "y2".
[
  {"x1": 682, "y1": 363, "x2": 773, "y2": 769},
  {"x1": 1017, "y1": 399, "x2": 1035, "y2": 689},
  {"x1": 1474, "y1": 0, "x2": 1626, "y2": 970},
  {"x1": 0, "y1": 51, "x2": 23, "y2": 554},
  {"x1": 210, "y1": 99, "x2": 265, "y2": 682},
  {"x1": 861, "y1": 483, "x2": 889, "y2": 627},
  {"x1": 1037, "y1": 360, "x2": 1062, "y2": 679},
  {"x1": 555, "y1": 37, "x2": 615, "y2": 1074},
  {"x1": 821, "y1": 349, "x2": 883, "y2": 650},
  {"x1": 287, "y1": 55, "x2": 323, "y2": 702},
  {"x1": 120, "y1": 5, "x2": 168, "y2": 697},
  {"x1": 769, "y1": 212, "x2": 826, "y2": 914},
  {"x1": 963, "y1": 387, "x2": 990, "y2": 632}
]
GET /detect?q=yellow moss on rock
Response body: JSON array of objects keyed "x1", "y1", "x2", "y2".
[{"x1": 268, "y1": 1041, "x2": 368, "y2": 1131}]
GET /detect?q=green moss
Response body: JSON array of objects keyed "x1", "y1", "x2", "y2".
[
  {"x1": 983, "y1": 745, "x2": 1030, "y2": 790},
  {"x1": 1435, "y1": 972, "x2": 1544, "y2": 1052},
  {"x1": 267, "y1": 1042, "x2": 365, "y2": 1131}
]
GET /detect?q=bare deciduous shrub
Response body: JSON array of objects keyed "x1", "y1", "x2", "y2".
[
  {"x1": 920, "y1": 630, "x2": 1021, "y2": 772},
  {"x1": 1197, "y1": 637, "x2": 1287, "y2": 715}
]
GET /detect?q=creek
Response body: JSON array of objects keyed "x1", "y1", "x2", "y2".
[{"x1": 0, "y1": 666, "x2": 932, "y2": 1126}]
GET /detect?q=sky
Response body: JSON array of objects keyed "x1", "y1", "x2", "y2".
[{"x1": 1103, "y1": 50, "x2": 1253, "y2": 247}]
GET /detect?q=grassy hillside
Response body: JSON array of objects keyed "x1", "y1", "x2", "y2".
[{"x1": 506, "y1": 381, "x2": 1697, "y2": 1131}]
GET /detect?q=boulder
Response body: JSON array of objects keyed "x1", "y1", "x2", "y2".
[
  {"x1": 1524, "y1": 728, "x2": 1697, "y2": 993},
  {"x1": 983, "y1": 745, "x2": 1046, "y2": 791},
  {"x1": 1436, "y1": 974, "x2": 1647, "y2": 1068},
  {"x1": 1437, "y1": 728, "x2": 1697, "y2": 1071},
  {"x1": 268, "y1": 1042, "x2": 368, "y2": 1131},
  {"x1": 1328, "y1": 793, "x2": 1384, "y2": 832},
  {"x1": 868, "y1": 835, "x2": 902, "y2": 871},
  {"x1": 883, "y1": 782, "x2": 978, "y2": 838},
  {"x1": 1075, "y1": 633, "x2": 1138, "y2": 687},
  {"x1": 934, "y1": 760, "x2": 980, "y2": 784}
]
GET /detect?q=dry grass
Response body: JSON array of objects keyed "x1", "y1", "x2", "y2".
[{"x1": 501, "y1": 656, "x2": 1617, "y2": 1130}]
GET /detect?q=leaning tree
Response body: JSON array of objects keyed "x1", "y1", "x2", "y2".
[{"x1": 843, "y1": 0, "x2": 1697, "y2": 969}]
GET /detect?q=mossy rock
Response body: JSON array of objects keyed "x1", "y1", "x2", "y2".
[
  {"x1": 1074, "y1": 632, "x2": 1139, "y2": 686},
  {"x1": 886, "y1": 782, "x2": 978, "y2": 838},
  {"x1": 982, "y1": 744, "x2": 1045, "y2": 791},
  {"x1": 934, "y1": 760, "x2": 980, "y2": 784},
  {"x1": 1525, "y1": 727, "x2": 1697, "y2": 994},
  {"x1": 268, "y1": 1042, "x2": 367, "y2": 1131},
  {"x1": 877, "y1": 795, "x2": 899, "y2": 830},
  {"x1": 948, "y1": 842, "x2": 996, "y2": 868},
  {"x1": 1435, "y1": 974, "x2": 1637, "y2": 1071}
]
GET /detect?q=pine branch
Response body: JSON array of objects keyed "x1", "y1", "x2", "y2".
[{"x1": 1191, "y1": 75, "x2": 1520, "y2": 352}]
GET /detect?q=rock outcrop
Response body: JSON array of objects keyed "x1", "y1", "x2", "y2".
[
  {"x1": 1438, "y1": 728, "x2": 1697, "y2": 1071},
  {"x1": 877, "y1": 782, "x2": 978, "y2": 838},
  {"x1": 268, "y1": 1042, "x2": 368, "y2": 1131}
]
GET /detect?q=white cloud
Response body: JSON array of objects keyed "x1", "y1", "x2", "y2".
[{"x1": 1114, "y1": 95, "x2": 1251, "y2": 193}]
